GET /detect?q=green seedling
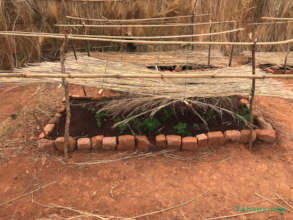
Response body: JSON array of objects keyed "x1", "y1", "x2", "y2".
[
  {"x1": 193, "y1": 123, "x2": 200, "y2": 130},
  {"x1": 174, "y1": 122, "x2": 192, "y2": 137},
  {"x1": 239, "y1": 106, "x2": 256, "y2": 125},
  {"x1": 205, "y1": 109, "x2": 215, "y2": 122},
  {"x1": 114, "y1": 117, "x2": 129, "y2": 134},
  {"x1": 143, "y1": 118, "x2": 161, "y2": 134},
  {"x1": 161, "y1": 109, "x2": 174, "y2": 122},
  {"x1": 95, "y1": 111, "x2": 106, "y2": 128}
]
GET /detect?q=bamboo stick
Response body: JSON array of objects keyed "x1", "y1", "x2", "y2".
[
  {"x1": 284, "y1": 22, "x2": 292, "y2": 74},
  {"x1": 60, "y1": 35, "x2": 70, "y2": 159},
  {"x1": 2, "y1": 73, "x2": 293, "y2": 79},
  {"x1": 0, "y1": 28, "x2": 244, "y2": 39},
  {"x1": 262, "y1": 17, "x2": 293, "y2": 21},
  {"x1": 208, "y1": 20, "x2": 213, "y2": 66},
  {"x1": 66, "y1": 14, "x2": 210, "y2": 22},
  {"x1": 228, "y1": 45, "x2": 234, "y2": 67},
  {"x1": 191, "y1": 0, "x2": 198, "y2": 51},
  {"x1": 249, "y1": 37, "x2": 257, "y2": 151},
  {"x1": 55, "y1": 20, "x2": 237, "y2": 28},
  {"x1": 1, "y1": 31, "x2": 293, "y2": 46}
]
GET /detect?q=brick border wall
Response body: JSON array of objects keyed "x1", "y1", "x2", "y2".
[{"x1": 38, "y1": 96, "x2": 277, "y2": 153}]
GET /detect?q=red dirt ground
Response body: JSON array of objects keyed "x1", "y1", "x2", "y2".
[{"x1": 0, "y1": 83, "x2": 293, "y2": 220}]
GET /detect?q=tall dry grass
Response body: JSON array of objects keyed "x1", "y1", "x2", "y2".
[{"x1": 0, "y1": 0, "x2": 292, "y2": 69}]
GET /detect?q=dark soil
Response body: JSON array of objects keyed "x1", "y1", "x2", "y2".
[
  {"x1": 259, "y1": 63, "x2": 293, "y2": 74},
  {"x1": 147, "y1": 64, "x2": 218, "y2": 72},
  {"x1": 49, "y1": 96, "x2": 258, "y2": 139}
]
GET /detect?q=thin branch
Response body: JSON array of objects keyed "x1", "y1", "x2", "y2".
[{"x1": 0, "y1": 181, "x2": 56, "y2": 207}]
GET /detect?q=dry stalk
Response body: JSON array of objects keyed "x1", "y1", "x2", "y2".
[{"x1": 0, "y1": 181, "x2": 56, "y2": 207}]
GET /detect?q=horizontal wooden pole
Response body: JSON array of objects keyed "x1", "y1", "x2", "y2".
[
  {"x1": 55, "y1": 20, "x2": 237, "y2": 28},
  {"x1": 66, "y1": 14, "x2": 210, "y2": 22},
  {"x1": 1, "y1": 73, "x2": 293, "y2": 79},
  {"x1": 0, "y1": 31, "x2": 292, "y2": 46},
  {"x1": 262, "y1": 17, "x2": 293, "y2": 21},
  {"x1": 4, "y1": 28, "x2": 243, "y2": 40}
]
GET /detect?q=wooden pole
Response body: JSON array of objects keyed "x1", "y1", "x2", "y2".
[
  {"x1": 208, "y1": 20, "x2": 213, "y2": 66},
  {"x1": 3, "y1": 72, "x2": 293, "y2": 79},
  {"x1": 191, "y1": 0, "x2": 198, "y2": 51},
  {"x1": 283, "y1": 22, "x2": 291, "y2": 74},
  {"x1": 82, "y1": 22, "x2": 91, "y2": 56},
  {"x1": 228, "y1": 45, "x2": 234, "y2": 67},
  {"x1": 60, "y1": 34, "x2": 70, "y2": 159},
  {"x1": 249, "y1": 37, "x2": 257, "y2": 151}
]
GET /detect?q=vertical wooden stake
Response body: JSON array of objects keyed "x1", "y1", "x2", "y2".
[
  {"x1": 208, "y1": 20, "x2": 212, "y2": 66},
  {"x1": 228, "y1": 45, "x2": 234, "y2": 67},
  {"x1": 60, "y1": 34, "x2": 70, "y2": 159},
  {"x1": 283, "y1": 22, "x2": 291, "y2": 74},
  {"x1": 71, "y1": 43, "x2": 78, "y2": 61},
  {"x1": 249, "y1": 38, "x2": 257, "y2": 151},
  {"x1": 82, "y1": 22, "x2": 91, "y2": 57},
  {"x1": 191, "y1": 0, "x2": 198, "y2": 51}
]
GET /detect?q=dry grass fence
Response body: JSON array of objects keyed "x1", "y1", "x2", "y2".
[{"x1": 0, "y1": 0, "x2": 293, "y2": 69}]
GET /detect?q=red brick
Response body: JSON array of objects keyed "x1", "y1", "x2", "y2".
[
  {"x1": 240, "y1": 130, "x2": 256, "y2": 144},
  {"x1": 117, "y1": 135, "x2": 135, "y2": 150},
  {"x1": 91, "y1": 135, "x2": 104, "y2": 150},
  {"x1": 166, "y1": 135, "x2": 181, "y2": 149},
  {"x1": 156, "y1": 134, "x2": 166, "y2": 148},
  {"x1": 102, "y1": 137, "x2": 117, "y2": 150},
  {"x1": 255, "y1": 129, "x2": 276, "y2": 143},
  {"x1": 55, "y1": 136, "x2": 76, "y2": 152},
  {"x1": 224, "y1": 130, "x2": 241, "y2": 143},
  {"x1": 39, "y1": 132, "x2": 45, "y2": 139},
  {"x1": 207, "y1": 131, "x2": 225, "y2": 146},
  {"x1": 77, "y1": 138, "x2": 91, "y2": 150},
  {"x1": 49, "y1": 113, "x2": 62, "y2": 124},
  {"x1": 240, "y1": 98, "x2": 249, "y2": 105},
  {"x1": 196, "y1": 134, "x2": 208, "y2": 147},
  {"x1": 136, "y1": 136, "x2": 153, "y2": 151},
  {"x1": 182, "y1": 137, "x2": 197, "y2": 151},
  {"x1": 44, "y1": 124, "x2": 55, "y2": 136},
  {"x1": 256, "y1": 116, "x2": 272, "y2": 129},
  {"x1": 38, "y1": 139, "x2": 55, "y2": 152}
]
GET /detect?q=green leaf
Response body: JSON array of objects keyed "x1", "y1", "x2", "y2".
[{"x1": 143, "y1": 118, "x2": 161, "y2": 133}]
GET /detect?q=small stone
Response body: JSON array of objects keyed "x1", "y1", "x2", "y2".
[
  {"x1": 166, "y1": 135, "x2": 181, "y2": 150},
  {"x1": 196, "y1": 134, "x2": 208, "y2": 147},
  {"x1": 255, "y1": 129, "x2": 276, "y2": 143},
  {"x1": 91, "y1": 135, "x2": 104, "y2": 150},
  {"x1": 44, "y1": 124, "x2": 55, "y2": 136},
  {"x1": 136, "y1": 136, "x2": 153, "y2": 151},
  {"x1": 102, "y1": 137, "x2": 117, "y2": 150},
  {"x1": 224, "y1": 130, "x2": 241, "y2": 143},
  {"x1": 156, "y1": 134, "x2": 167, "y2": 148},
  {"x1": 117, "y1": 135, "x2": 135, "y2": 151},
  {"x1": 38, "y1": 139, "x2": 55, "y2": 152},
  {"x1": 55, "y1": 137, "x2": 76, "y2": 152},
  {"x1": 207, "y1": 131, "x2": 225, "y2": 146},
  {"x1": 182, "y1": 137, "x2": 197, "y2": 151},
  {"x1": 77, "y1": 138, "x2": 91, "y2": 150},
  {"x1": 240, "y1": 130, "x2": 256, "y2": 144}
]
